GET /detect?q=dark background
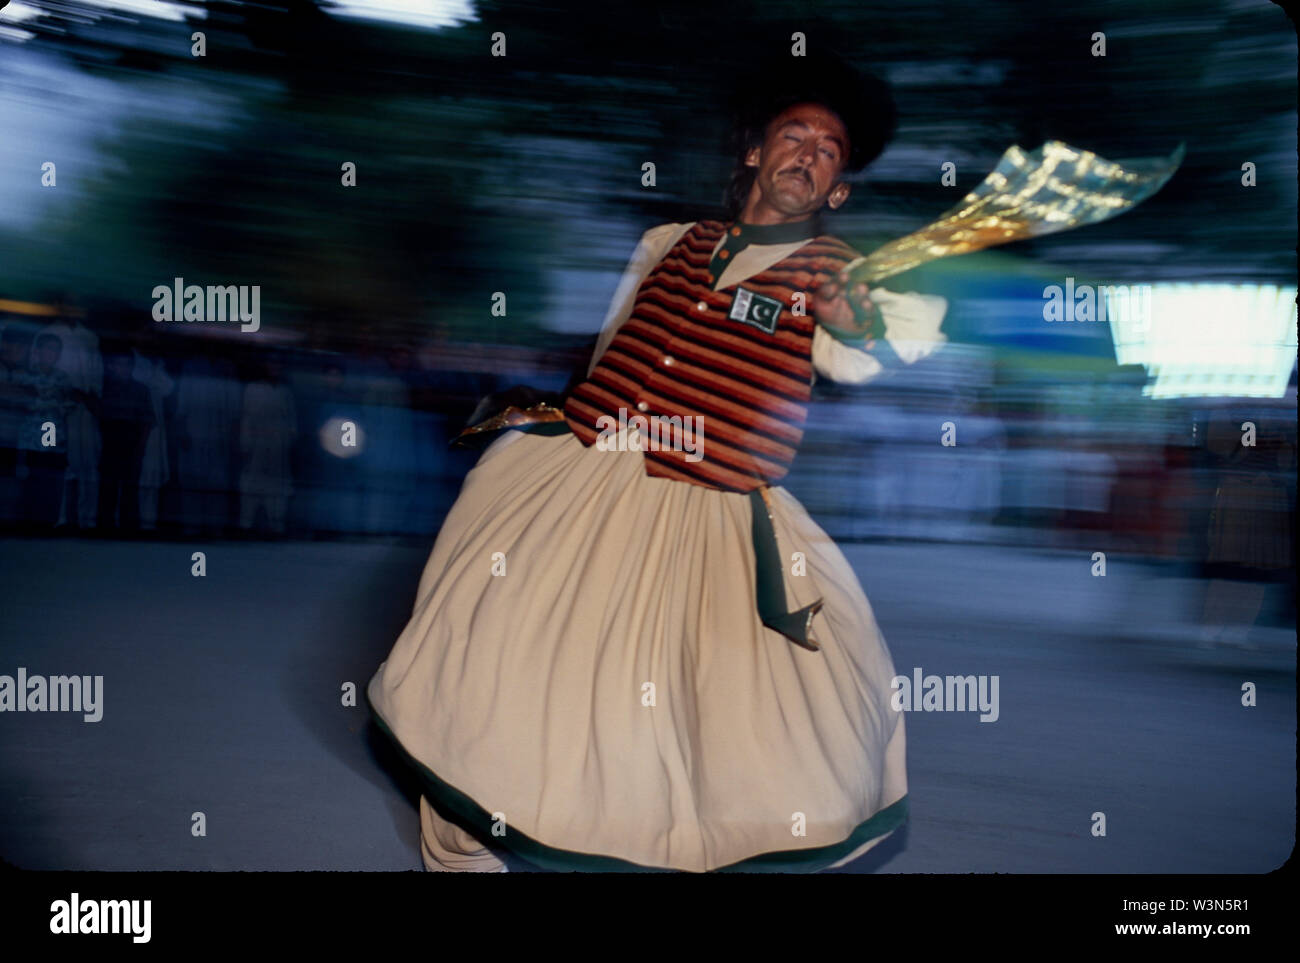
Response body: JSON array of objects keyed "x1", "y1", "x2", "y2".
[{"x1": 0, "y1": 0, "x2": 1294, "y2": 874}]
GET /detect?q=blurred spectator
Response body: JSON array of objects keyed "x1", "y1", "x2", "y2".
[
  {"x1": 41, "y1": 301, "x2": 103, "y2": 530},
  {"x1": 1151, "y1": 443, "x2": 1199, "y2": 560},
  {"x1": 359, "y1": 345, "x2": 416, "y2": 534},
  {"x1": 239, "y1": 356, "x2": 297, "y2": 535},
  {"x1": 132, "y1": 337, "x2": 176, "y2": 531},
  {"x1": 0, "y1": 324, "x2": 34, "y2": 524},
  {"x1": 1198, "y1": 418, "x2": 1293, "y2": 645},
  {"x1": 410, "y1": 327, "x2": 502, "y2": 530},
  {"x1": 14, "y1": 333, "x2": 78, "y2": 529},
  {"x1": 297, "y1": 359, "x2": 364, "y2": 535},
  {"x1": 174, "y1": 350, "x2": 242, "y2": 535},
  {"x1": 96, "y1": 341, "x2": 155, "y2": 533}
]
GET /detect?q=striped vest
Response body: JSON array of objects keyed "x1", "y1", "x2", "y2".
[{"x1": 563, "y1": 220, "x2": 860, "y2": 492}]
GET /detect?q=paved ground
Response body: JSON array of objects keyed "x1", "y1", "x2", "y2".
[{"x1": 0, "y1": 534, "x2": 1292, "y2": 873}]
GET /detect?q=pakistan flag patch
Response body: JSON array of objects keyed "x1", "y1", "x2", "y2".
[{"x1": 727, "y1": 287, "x2": 784, "y2": 334}]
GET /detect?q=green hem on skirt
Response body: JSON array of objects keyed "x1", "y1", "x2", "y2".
[{"x1": 369, "y1": 694, "x2": 907, "y2": 873}]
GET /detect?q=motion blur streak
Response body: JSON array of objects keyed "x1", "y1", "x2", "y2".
[{"x1": 0, "y1": 0, "x2": 1293, "y2": 873}]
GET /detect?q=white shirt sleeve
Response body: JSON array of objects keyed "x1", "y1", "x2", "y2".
[
  {"x1": 811, "y1": 287, "x2": 949, "y2": 384},
  {"x1": 587, "y1": 222, "x2": 694, "y2": 376}
]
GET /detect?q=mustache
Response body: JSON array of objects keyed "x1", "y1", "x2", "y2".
[{"x1": 778, "y1": 168, "x2": 812, "y2": 184}]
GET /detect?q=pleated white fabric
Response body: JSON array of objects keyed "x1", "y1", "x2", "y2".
[
  {"x1": 368, "y1": 425, "x2": 907, "y2": 872},
  {"x1": 418, "y1": 796, "x2": 508, "y2": 872}
]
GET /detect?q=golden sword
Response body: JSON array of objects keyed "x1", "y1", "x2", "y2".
[{"x1": 844, "y1": 140, "x2": 1186, "y2": 285}]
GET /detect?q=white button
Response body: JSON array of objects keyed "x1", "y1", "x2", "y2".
[
  {"x1": 696, "y1": 301, "x2": 707, "y2": 312},
  {"x1": 636, "y1": 401, "x2": 649, "y2": 412},
  {"x1": 663, "y1": 355, "x2": 674, "y2": 366}
]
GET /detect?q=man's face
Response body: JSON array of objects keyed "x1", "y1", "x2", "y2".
[{"x1": 744, "y1": 102, "x2": 852, "y2": 219}]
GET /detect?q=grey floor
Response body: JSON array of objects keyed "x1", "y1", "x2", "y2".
[{"x1": 1, "y1": 535, "x2": 1293, "y2": 872}]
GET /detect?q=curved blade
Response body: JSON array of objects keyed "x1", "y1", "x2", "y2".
[{"x1": 846, "y1": 140, "x2": 1185, "y2": 284}]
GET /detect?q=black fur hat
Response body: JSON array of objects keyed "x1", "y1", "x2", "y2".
[{"x1": 723, "y1": 49, "x2": 896, "y2": 216}]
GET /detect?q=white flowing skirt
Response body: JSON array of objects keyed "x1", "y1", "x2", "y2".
[{"x1": 367, "y1": 425, "x2": 907, "y2": 872}]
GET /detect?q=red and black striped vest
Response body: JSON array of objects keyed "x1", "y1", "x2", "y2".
[{"x1": 563, "y1": 220, "x2": 860, "y2": 492}]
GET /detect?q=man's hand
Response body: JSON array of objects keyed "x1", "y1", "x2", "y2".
[{"x1": 812, "y1": 269, "x2": 876, "y2": 343}]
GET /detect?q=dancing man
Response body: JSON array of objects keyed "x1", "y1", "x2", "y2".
[{"x1": 368, "y1": 55, "x2": 948, "y2": 872}]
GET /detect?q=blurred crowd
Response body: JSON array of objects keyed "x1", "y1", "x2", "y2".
[
  {"x1": 0, "y1": 301, "x2": 1294, "y2": 632},
  {"x1": 0, "y1": 301, "x2": 512, "y2": 539}
]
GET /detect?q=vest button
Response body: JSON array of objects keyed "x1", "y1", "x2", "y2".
[
  {"x1": 636, "y1": 401, "x2": 649, "y2": 412},
  {"x1": 719, "y1": 249, "x2": 730, "y2": 259},
  {"x1": 663, "y1": 355, "x2": 674, "y2": 366},
  {"x1": 730, "y1": 226, "x2": 742, "y2": 236},
  {"x1": 696, "y1": 301, "x2": 707, "y2": 312}
]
